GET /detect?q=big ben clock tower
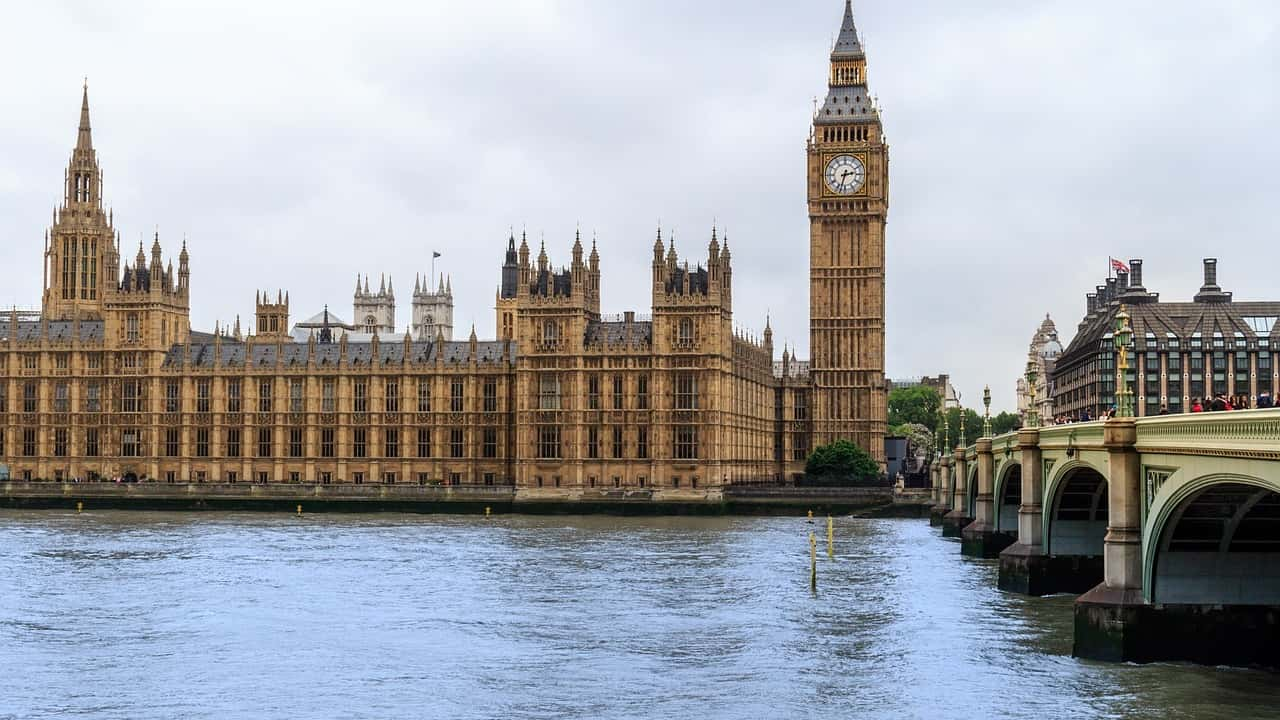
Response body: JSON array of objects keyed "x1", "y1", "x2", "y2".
[{"x1": 808, "y1": 0, "x2": 888, "y2": 463}]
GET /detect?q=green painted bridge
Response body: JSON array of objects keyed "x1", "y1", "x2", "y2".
[{"x1": 928, "y1": 409, "x2": 1280, "y2": 667}]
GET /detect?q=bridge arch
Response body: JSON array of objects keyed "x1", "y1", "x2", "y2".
[
  {"x1": 993, "y1": 460, "x2": 1022, "y2": 536},
  {"x1": 1043, "y1": 460, "x2": 1108, "y2": 557},
  {"x1": 1143, "y1": 473, "x2": 1280, "y2": 605}
]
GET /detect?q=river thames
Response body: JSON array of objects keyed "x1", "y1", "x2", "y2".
[{"x1": 0, "y1": 511, "x2": 1274, "y2": 719}]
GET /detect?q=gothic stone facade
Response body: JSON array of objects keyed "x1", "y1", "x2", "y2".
[{"x1": 0, "y1": 3, "x2": 887, "y2": 489}]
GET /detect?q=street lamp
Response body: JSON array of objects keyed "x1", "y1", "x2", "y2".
[
  {"x1": 1025, "y1": 351, "x2": 1040, "y2": 429},
  {"x1": 983, "y1": 384, "x2": 993, "y2": 438},
  {"x1": 1114, "y1": 305, "x2": 1134, "y2": 419}
]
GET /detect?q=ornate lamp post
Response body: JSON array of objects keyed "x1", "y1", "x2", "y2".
[
  {"x1": 1114, "y1": 305, "x2": 1135, "y2": 419},
  {"x1": 958, "y1": 407, "x2": 967, "y2": 448},
  {"x1": 983, "y1": 385, "x2": 993, "y2": 438},
  {"x1": 1025, "y1": 352, "x2": 1040, "y2": 429},
  {"x1": 943, "y1": 415, "x2": 951, "y2": 452}
]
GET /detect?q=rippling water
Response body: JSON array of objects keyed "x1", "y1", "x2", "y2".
[{"x1": 0, "y1": 511, "x2": 1274, "y2": 719}]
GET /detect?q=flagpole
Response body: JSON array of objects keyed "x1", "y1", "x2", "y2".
[{"x1": 431, "y1": 252, "x2": 436, "y2": 288}]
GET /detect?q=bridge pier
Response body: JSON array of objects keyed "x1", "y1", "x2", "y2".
[
  {"x1": 942, "y1": 448, "x2": 971, "y2": 537},
  {"x1": 998, "y1": 428, "x2": 1055, "y2": 594},
  {"x1": 929, "y1": 457, "x2": 950, "y2": 527},
  {"x1": 1074, "y1": 418, "x2": 1150, "y2": 661},
  {"x1": 962, "y1": 438, "x2": 1011, "y2": 558}
]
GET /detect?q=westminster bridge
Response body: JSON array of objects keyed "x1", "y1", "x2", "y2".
[{"x1": 928, "y1": 408, "x2": 1280, "y2": 667}]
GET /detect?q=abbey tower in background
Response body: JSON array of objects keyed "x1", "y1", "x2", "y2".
[{"x1": 808, "y1": 0, "x2": 889, "y2": 462}]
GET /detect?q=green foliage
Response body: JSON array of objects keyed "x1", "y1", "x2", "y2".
[
  {"x1": 941, "y1": 406, "x2": 985, "y2": 447},
  {"x1": 805, "y1": 440, "x2": 881, "y2": 483},
  {"x1": 991, "y1": 411, "x2": 1021, "y2": 436},
  {"x1": 888, "y1": 386, "x2": 941, "y2": 431},
  {"x1": 890, "y1": 422, "x2": 934, "y2": 458}
]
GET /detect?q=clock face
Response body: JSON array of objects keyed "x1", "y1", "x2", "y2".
[{"x1": 824, "y1": 154, "x2": 865, "y2": 194}]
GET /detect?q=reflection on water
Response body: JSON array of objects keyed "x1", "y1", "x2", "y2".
[{"x1": 0, "y1": 511, "x2": 1274, "y2": 720}]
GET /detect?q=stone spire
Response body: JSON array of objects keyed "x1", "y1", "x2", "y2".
[
  {"x1": 832, "y1": 0, "x2": 864, "y2": 59},
  {"x1": 76, "y1": 80, "x2": 94, "y2": 153}
]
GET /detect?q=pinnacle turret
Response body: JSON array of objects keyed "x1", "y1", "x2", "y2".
[{"x1": 832, "y1": 0, "x2": 863, "y2": 59}]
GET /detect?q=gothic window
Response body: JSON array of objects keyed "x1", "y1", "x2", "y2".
[
  {"x1": 321, "y1": 429, "x2": 335, "y2": 458},
  {"x1": 23, "y1": 428, "x2": 37, "y2": 457},
  {"x1": 637, "y1": 376, "x2": 649, "y2": 410},
  {"x1": 226, "y1": 429, "x2": 241, "y2": 458},
  {"x1": 384, "y1": 429, "x2": 399, "y2": 459},
  {"x1": 197, "y1": 380, "x2": 211, "y2": 413},
  {"x1": 417, "y1": 379, "x2": 431, "y2": 413},
  {"x1": 450, "y1": 428, "x2": 464, "y2": 458},
  {"x1": 384, "y1": 379, "x2": 399, "y2": 413},
  {"x1": 543, "y1": 320, "x2": 559, "y2": 344},
  {"x1": 674, "y1": 425, "x2": 698, "y2": 460},
  {"x1": 612, "y1": 376, "x2": 624, "y2": 409},
  {"x1": 353, "y1": 428, "x2": 367, "y2": 458},
  {"x1": 54, "y1": 382, "x2": 69, "y2": 413},
  {"x1": 290, "y1": 428, "x2": 304, "y2": 458},
  {"x1": 450, "y1": 379, "x2": 464, "y2": 412},
  {"x1": 257, "y1": 427, "x2": 272, "y2": 458},
  {"x1": 537, "y1": 426, "x2": 561, "y2": 459},
  {"x1": 611, "y1": 426, "x2": 623, "y2": 459},
  {"x1": 227, "y1": 379, "x2": 242, "y2": 413},
  {"x1": 353, "y1": 379, "x2": 368, "y2": 413},
  {"x1": 54, "y1": 429, "x2": 68, "y2": 458},
  {"x1": 587, "y1": 375, "x2": 600, "y2": 410},
  {"x1": 678, "y1": 318, "x2": 694, "y2": 345},
  {"x1": 587, "y1": 427, "x2": 599, "y2": 459},
  {"x1": 322, "y1": 378, "x2": 336, "y2": 413},
  {"x1": 483, "y1": 378, "x2": 498, "y2": 412},
  {"x1": 258, "y1": 380, "x2": 273, "y2": 413},
  {"x1": 126, "y1": 313, "x2": 140, "y2": 342},
  {"x1": 674, "y1": 373, "x2": 698, "y2": 410},
  {"x1": 121, "y1": 380, "x2": 141, "y2": 414},
  {"x1": 85, "y1": 428, "x2": 99, "y2": 458},
  {"x1": 165, "y1": 380, "x2": 180, "y2": 413},
  {"x1": 364, "y1": 316, "x2": 377, "y2": 334},
  {"x1": 539, "y1": 374, "x2": 561, "y2": 410},
  {"x1": 123, "y1": 428, "x2": 144, "y2": 458},
  {"x1": 637, "y1": 427, "x2": 649, "y2": 459},
  {"x1": 483, "y1": 428, "x2": 497, "y2": 459},
  {"x1": 165, "y1": 428, "x2": 180, "y2": 457},
  {"x1": 417, "y1": 428, "x2": 431, "y2": 458},
  {"x1": 196, "y1": 429, "x2": 210, "y2": 458}
]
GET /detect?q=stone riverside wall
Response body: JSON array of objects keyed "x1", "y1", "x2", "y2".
[{"x1": 0, "y1": 482, "x2": 894, "y2": 516}]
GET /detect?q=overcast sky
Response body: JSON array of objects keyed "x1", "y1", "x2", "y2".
[{"x1": 1, "y1": 0, "x2": 1277, "y2": 411}]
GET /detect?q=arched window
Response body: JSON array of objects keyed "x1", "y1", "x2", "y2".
[
  {"x1": 543, "y1": 320, "x2": 559, "y2": 343},
  {"x1": 364, "y1": 316, "x2": 377, "y2": 334}
]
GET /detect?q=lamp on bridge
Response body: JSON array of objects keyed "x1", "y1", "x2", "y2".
[
  {"x1": 982, "y1": 385, "x2": 992, "y2": 438},
  {"x1": 1025, "y1": 352, "x2": 1040, "y2": 429},
  {"x1": 942, "y1": 415, "x2": 950, "y2": 453},
  {"x1": 1114, "y1": 305, "x2": 1135, "y2": 419},
  {"x1": 958, "y1": 408, "x2": 967, "y2": 448}
]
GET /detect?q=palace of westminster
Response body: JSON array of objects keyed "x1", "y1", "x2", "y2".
[{"x1": 0, "y1": 3, "x2": 890, "y2": 492}]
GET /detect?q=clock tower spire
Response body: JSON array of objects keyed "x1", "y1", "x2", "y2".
[{"x1": 807, "y1": 0, "x2": 889, "y2": 464}]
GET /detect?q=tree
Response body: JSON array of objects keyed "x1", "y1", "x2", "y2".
[
  {"x1": 888, "y1": 386, "x2": 941, "y2": 430},
  {"x1": 805, "y1": 440, "x2": 881, "y2": 485},
  {"x1": 941, "y1": 406, "x2": 985, "y2": 447},
  {"x1": 889, "y1": 422, "x2": 935, "y2": 460},
  {"x1": 991, "y1": 411, "x2": 1021, "y2": 435}
]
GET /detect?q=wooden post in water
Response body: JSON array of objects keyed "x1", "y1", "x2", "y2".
[
  {"x1": 809, "y1": 532, "x2": 818, "y2": 592},
  {"x1": 827, "y1": 516, "x2": 834, "y2": 558},
  {"x1": 76, "y1": 501, "x2": 83, "y2": 514}
]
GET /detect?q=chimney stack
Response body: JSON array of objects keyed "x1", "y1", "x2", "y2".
[
  {"x1": 1194, "y1": 257, "x2": 1231, "y2": 303},
  {"x1": 1117, "y1": 270, "x2": 1129, "y2": 291},
  {"x1": 1087, "y1": 293, "x2": 1097, "y2": 315},
  {"x1": 1129, "y1": 259, "x2": 1144, "y2": 289}
]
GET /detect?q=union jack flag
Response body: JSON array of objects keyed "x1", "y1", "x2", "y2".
[{"x1": 1110, "y1": 257, "x2": 1129, "y2": 273}]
